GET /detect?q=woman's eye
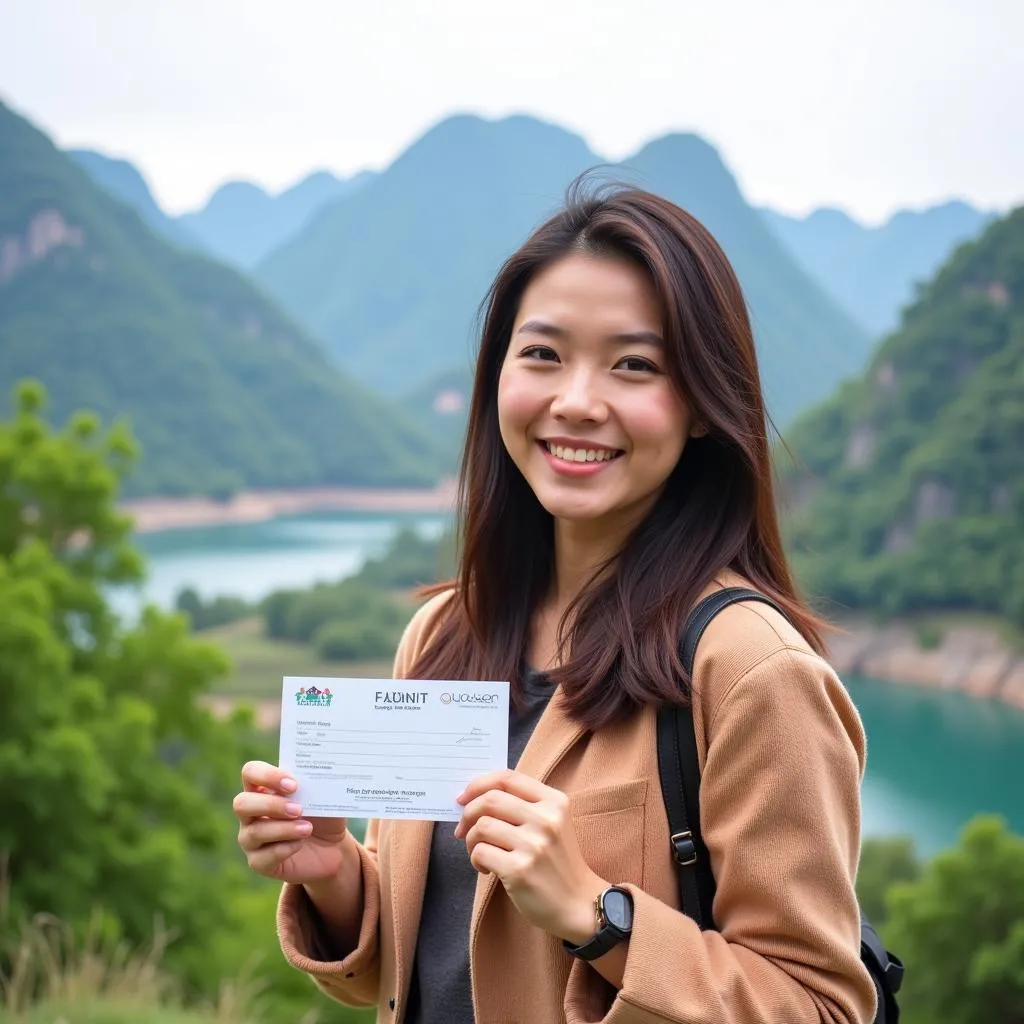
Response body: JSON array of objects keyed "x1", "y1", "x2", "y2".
[
  {"x1": 615, "y1": 356, "x2": 659, "y2": 373},
  {"x1": 521, "y1": 345, "x2": 559, "y2": 362}
]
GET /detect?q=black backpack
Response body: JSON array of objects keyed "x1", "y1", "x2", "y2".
[{"x1": 657, "y1": 587, "x2": 904, "y2": 1023}]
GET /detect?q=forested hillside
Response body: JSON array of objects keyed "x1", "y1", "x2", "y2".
[
  {"x1": 0, "y1": 100, "x2": 442, "y2": 497},
  {"x1": 783, "y1": 207, "x2": 1024, "y2": 624},
  {"x1": 257, "y1": 114, "x2": 867, "y2": 425}
]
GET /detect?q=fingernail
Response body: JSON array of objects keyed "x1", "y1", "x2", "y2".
[
  {"x1": 285, "y1": 802, "x2": 302, "y2": 817},
  {"x1": 455, "y1": 791, "x2": 466, "y2": 804},
  {"x1": 281, "y1": 777, "x2": 297, "y2": 793},
  {"x1": 296, "y1": 820, "x2": 312, "y2": 834}
]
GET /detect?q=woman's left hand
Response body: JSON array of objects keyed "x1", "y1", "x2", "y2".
[{"x1": 455, "y1": 768, "x2": 607, "y2": 944}]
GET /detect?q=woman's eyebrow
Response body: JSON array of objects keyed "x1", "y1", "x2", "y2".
[
  {"x1": 609, "y1": 330, "x2": 664, "y2": 350},
  {"x1": 516, "y1": 319, "x2": 664, "y2": 349},
  {"x1": 516, "y1": 319, "x2": 568, "y2": 340}
]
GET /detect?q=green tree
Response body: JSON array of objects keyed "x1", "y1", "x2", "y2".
[
  {"x1": 0, "y1": 381, "x2": 257, "y2": 993},
  {"x1": 856, "y1": 836, "x2": 922, "y2": 926},
  {"x1": 882, "y1": 815, "x2": 1024, "y2": 1024}
]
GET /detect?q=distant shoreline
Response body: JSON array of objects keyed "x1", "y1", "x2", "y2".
[
  {"x1": 120, "y1": 481, "x2": 458, "y2": 535},
  {"x1": 829, "y1": 616, "x2": 1024, "y2": 711}
]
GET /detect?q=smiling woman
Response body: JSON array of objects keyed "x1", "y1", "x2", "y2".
[{"x1": 234, "y1": 178, "x2": 886, "y2": 1024}]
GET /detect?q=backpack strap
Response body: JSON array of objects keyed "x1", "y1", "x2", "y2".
[{"x1": 656, "y1": 586, "x2": 788, "y2": 929}]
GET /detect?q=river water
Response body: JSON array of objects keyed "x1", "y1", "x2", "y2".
[{"x1": 128, "y1": 513, "x2": 1024, "y2": 857}]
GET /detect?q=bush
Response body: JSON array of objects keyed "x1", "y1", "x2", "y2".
[
  {"x1": 914, "y1": 621, "x2": 944, "y2": 650},
  {"x1": 353, "y1": 526, "x2": 452, "y2": 589},
  {"x1": 263, "y1": 581, "x2": 406, "y2": 646},
  {"x1": 882, "y1": 815, "x2": 1024, "y2": 1024},
  {"x1": 0, "y1": 891, "x2": 371, "y2": 1023},
  {"x1": 856, "y1": 836, "x2": 922, "y2": 925},
  {"x1": 313, "y1": 618, "x2": 398, "y2": 662},
  {"x1": 174, "y1": 587, "x2": 253, "y2": 632}
]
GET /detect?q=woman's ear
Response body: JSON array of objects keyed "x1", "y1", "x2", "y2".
[{"x1": 689, "y1": 422, "x2": 709, "y2": 439}]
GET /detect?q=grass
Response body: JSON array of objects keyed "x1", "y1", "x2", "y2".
[
  {"x1": 0, "y1": 914, "x2": 278, "y2": 1024},
  {"x1": 205, "y1": 618, "x2": 393, "y2": 699}
]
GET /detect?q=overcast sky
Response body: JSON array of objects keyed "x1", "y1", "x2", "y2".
[{"x1": 2, "y1": 0, "x2": 1021, "y2": 224}]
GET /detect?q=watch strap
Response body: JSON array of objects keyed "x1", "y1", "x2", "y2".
[{"x1": 562, "y1": 920, "x2": 627, "y2": 961}]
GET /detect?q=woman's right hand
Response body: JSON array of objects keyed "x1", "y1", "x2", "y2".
[{"x1": 234, "y1": 760, "x2": 349, "y2": 885}]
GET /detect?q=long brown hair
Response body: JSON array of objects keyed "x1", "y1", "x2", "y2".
[{"x1": 411, "y1": 177, "x2": 825, "y2": 730}]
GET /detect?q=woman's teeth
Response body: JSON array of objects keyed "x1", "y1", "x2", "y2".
[{"x1": 544, "y1": 442, "x2": 620, "y2": 463}]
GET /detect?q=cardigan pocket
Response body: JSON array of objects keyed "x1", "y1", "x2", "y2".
[{"x1": 569, "y1": 779, "x2": 648, "y2": 889}]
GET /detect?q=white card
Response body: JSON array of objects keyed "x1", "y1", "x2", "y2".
[{"x1": 278, "y1": 676, "x2": 510, "y2": 821}]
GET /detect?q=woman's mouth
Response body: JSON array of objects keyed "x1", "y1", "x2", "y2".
[{"x1": 539, "y1": 441, "x2": 624, "y2": 475}]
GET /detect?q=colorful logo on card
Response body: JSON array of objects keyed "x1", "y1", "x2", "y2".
[{"x1": 295, "y1": 684, "x2": 333, "y2": 707}]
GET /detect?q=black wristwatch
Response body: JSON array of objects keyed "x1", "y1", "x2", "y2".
[{"x1": 562, "y1": 886, "x2": 634, "y2": 961}]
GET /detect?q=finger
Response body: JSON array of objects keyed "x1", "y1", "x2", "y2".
[
  {"x1": 464, "y1": 815, "x2": 520, "y2": 856},
  {"x1": 457, "y1": 769, "x2": 550, "y2": 807},
  {"x1": 241, "y1": 760, "x2": 298, "y2": 795},
  {"x1": 454, "y1": 789, "x2": 535, "y2": 839},
  {"x1": 239, "y1": 817, "x2": 312, "y2": 853},
  {"x1": 247, "y1": 839, "x2": 307, "y2": 876},
  {"x1": 232, "y1": 791, "x2": 303, "y2": 826},
  {"x1": 468, "y1": 841, "x2": 519, "y2": 878}
]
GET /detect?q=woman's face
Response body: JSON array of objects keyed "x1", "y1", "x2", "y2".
[{"x1": 498, "y1": 253, "x2": 695, "y2": 533}]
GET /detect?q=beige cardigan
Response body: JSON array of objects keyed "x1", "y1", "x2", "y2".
[{"x1": 276, "y1": 573, "x2": 877, "y2": 1023}]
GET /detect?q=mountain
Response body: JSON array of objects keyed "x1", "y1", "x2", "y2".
[
  {"x1": 615, "y1": 134, "x2": 869, "y2": 424},
  {"x1": 762, "y1": 201, "x2": 993, "y2": 336},
  {"x1": 256, "y1": 114, "x2": 868, "y2": 426},
  {"x1": 177, "y1": 169, "x2": 374, "y2": 269},
  {"x1": 0, "y1": 99, "x2": 441, "y2": 497},
  {"x1": 68, "y1": 148, "x2": 198, "y2": 250},
  {"x1": 258, "y1": 114, "x2": 598, "y2": 397},
  {"x1": 782, "y1": 207, "x2": 1024, "y2": 625}
]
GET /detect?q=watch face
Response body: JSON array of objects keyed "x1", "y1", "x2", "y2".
[{"x1": 602, "y1": 888, "x2": 632, "y2": 931}]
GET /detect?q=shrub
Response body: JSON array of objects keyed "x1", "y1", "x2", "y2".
[
  {"x1": 313, "y1": 618, "x2": 398, "y2": 662},
  {"x1": 914, "y1": 621, "x2": 944, "y2": 650},
  {"x1": 856, "y1": 836, "x2": 922, "y2": 925}
]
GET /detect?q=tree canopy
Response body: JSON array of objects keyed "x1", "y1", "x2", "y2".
[{"x1": 782, "y1": 206, "x2": 1024, "y2": 624}]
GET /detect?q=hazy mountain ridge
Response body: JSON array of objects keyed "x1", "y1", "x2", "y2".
[
  {"x1": 68, "y1": 148, "x2": 376, "y2": 269},
  {"x1": 255, "y1": 113, "x2": 869, "y2": 425},
  {"x1": 783, "y1": 205, "x2": 1024, "y2": 623},
  {"x1": 761, "y1": 200, "x2": 994, "y2": 336},
  {"x1": 177, "y1": 169, "x2": 375, "y2": 268},
  {"x1": 0, "y1": 99, "x2": 442, "y2": 497}
]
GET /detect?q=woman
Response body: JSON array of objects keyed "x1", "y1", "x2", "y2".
[{"x1": 233, "y1": 182, "x2": 877, "y2": 1023}]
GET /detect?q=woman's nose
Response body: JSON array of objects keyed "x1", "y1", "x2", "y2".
[{"x1": 550, "y1": 369, "x2": 607, "y2": 422}]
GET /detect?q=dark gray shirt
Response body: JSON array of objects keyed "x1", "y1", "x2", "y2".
[{"x1": 406, "y1": 670, "x2": 554, "y2": 1024}]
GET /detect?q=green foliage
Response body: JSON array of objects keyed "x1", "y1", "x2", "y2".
[
  {"x1": 882, "y1": 816, "x2": 1024, "y2": 1024},
  {"x1": 783, "y1": 207, "x2": 1024, "y2": 624},
  {"x1": 0, "y1": 888, "x2": 370, "y2": 1023},
  {"x1": 314, "y1": 618, "x2": 397, "y2": 662},
  {"x1": 353, "y1": 525, "x2": 454, "y2": 590},
  {"x1": 913, "y1": 622, "x2": 944, "y2": 651},
  {"x1": 174, "y1": 587, "x2": 254, "y2": 632},
  {"x1": 0, "y1": 100, "x2": 446, "y2": 498},
  {"x1": 856, "y1": 836, "x2": 922, "y2": 926},
  {"x1": 0, "y1": 382, "x2": 274, "y2": 1005},
  {"x1": 263, "y1": 578, "x2": 407, "y2": 661}
]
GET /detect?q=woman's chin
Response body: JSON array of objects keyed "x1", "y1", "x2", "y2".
[{"x1": 538, "y1": 496, "x2": 617, "y2": 525}]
